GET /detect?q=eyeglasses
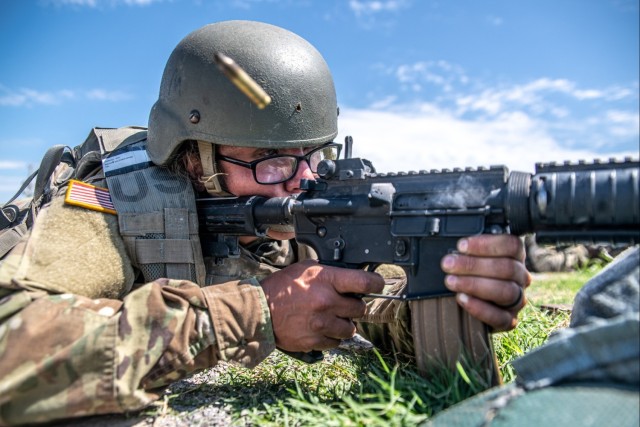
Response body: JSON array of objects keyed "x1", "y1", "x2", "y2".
[{"x1": 217, "y1": 142, "x2": 342, "y2": 184}]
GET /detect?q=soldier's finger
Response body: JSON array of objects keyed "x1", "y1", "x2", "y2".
[
  {"x1": 441, "y1": 254, "x2": 530, "y2": 285},
  {"x1": 445, "y1": 275, "x2": 526, "y2": 311},
  {"x1": 458, "y1": 235, "x2": 526, "y2": 261},
  {"x1": 328, "y1": 267, "x2": 386, "y2": 295},
  {"x1": 331, "y1": 295, "x2": 368, "y2": 319},
  {"x1": 455, "y1": 293, "x2": 519, "y2": 332},
  {"x1": 309, "y1": 315, "x2": 357, "y2": 341}
]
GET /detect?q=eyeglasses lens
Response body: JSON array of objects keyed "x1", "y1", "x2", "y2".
[
  {"x1": 255, "y1": 157, "x2": 297, "y2": 184},
  {"x1": 253, "y1": 144, "x2": 340, "y2": 184}
]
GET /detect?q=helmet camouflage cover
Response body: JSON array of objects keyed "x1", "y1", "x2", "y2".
[{"x1": 147, "y1": 20, "x2": 339, "y2": 166}]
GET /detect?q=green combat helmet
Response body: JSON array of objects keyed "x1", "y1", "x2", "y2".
[{"x1": 147, "y1": 20, "x2": 339, "y2": 170}]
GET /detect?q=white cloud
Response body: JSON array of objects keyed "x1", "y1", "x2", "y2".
[
  {"x1": 417, "y1": 75, "x2": 638, "y2": 156},
  {"x1": 451, "y1": 78, "x2": 637, "y2": 119},
  {"x1": 0, "y1": 87, "x2": 75, "y2": 107},
  {"x1": 0, "y1": 86, "x2": 132, "y2": 107},
  {"x1": 369, "y1": 95, "x2": 397, "y2": 110},
  {"x1": 123, "y1": 0, "x2": 160, "y2": 4},
  {"x1": 86, "y1": 89, "x2": 133, "y2": 101},
  {"x1": 229, "y1": 0, "x2": 290, "y2": 9},
  {"x1": 384, "y1": 61, "x2": 638, "y2": 123},
  {"x1": 396, "y1": 60, "x2": 468, "y2": 93},
  {"x1": 337, "y1": 105, "x2": 637, "y2": 174},
  {"x1": 603, "y1": 86, "x2": 636, "y2": 101},
  {"x1": 349, "y1": 0, "x2": 409, "y2": 16},
  {"x1": 347, "y1": 0, "x2": 411, "y2": 28},
  {"x1": 47, "y1": 0, "x2": 163, "y2": 7},
  {"x1": 606, "y1": 110, "x2": 640, "y2": 138},
  {"x1": 0, "y1": 161, "x2": 27, "y2": 171},
  {"x1": 51, "y1": 0, "x2": 98, "y2": 6}
]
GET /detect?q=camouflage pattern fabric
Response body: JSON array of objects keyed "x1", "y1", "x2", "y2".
[
  {"x1": 0, "y1": 196, "x2": 274, "y2": 426},
  {"x1": 0, "y1": 181, "x2": 408, "y2": 425},
  {"x1": 204, "y1": 237, "x2": 414, "y2": 357},
  {"x1": 204, "y1": 238, "x2": 301, "y2": 285},
  {"x1": 524, "y1": 235, "x2": 590, "y2": 273},
  {"x1": 356, "y1": 278, "x2": 414, "y2": 358}
]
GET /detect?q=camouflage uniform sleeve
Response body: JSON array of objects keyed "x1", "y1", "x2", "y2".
[
  {"x1": 0, "y1": 198, "x2": 275, "y2": 425},
  {"x1": 0, "y1": 278, "x2": 274, "y2": 426}
]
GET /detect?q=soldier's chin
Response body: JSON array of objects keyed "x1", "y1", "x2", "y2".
[{"x1": 266, "y1": 224, "x2": 295, "y2": 240}]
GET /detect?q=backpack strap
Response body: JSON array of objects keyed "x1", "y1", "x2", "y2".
[
  {"x1": 0, "y1": 215, "x2": 28, "y2": 259},
  {"x1": 1, "y1": 170, "x2": 37, "y2": 212},
  {"x1": 0, "y1": 145, "x2": 74, "y2": 259},
  {"x1": 1, "y1": 145, "x2": 72, "y2": 227},
  {"x1": 32, "y1": 145, "x2": 71, "y2": 204},
  {"x1": 0, "y1": 169, "x2": 36, "y2": 232}
]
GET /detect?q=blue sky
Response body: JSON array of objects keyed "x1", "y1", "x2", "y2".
[{"x1": 1, "y1": 0, "x2": 638, "y2": 204}]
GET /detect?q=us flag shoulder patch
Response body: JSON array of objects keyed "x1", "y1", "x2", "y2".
[{"x1": 64, "y1": 180, "x2": 117, "y2": 215}]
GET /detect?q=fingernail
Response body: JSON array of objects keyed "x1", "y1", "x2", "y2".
[
  {"x1": 442, "y1": 254, "x2": 456, "y2": 270},
  {"x1": 458, "y1": 293, "x2": 469, "y2": 305},
  {"x1": 458, "y1": 238, "x2": 468, "y2": 253},
  {"x1": 445, "y1": 275, "x2": 458, "y2": 290}
]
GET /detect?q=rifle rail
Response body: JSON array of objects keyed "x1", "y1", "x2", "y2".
[{"x1": 196, "y1": 156, "x2": 639, "y2": 385}]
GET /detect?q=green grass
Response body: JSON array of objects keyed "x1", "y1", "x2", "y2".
[
  {"x1": 525, "y1": 263, "x2": 604, "y2": 306},
  {"x1": 157, "y1": 265, "x2": 601, "y2": 426}
]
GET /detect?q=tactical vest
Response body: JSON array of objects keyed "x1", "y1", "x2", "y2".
[
  {"x1": 98, "y1": 129, "x2": 313, "y2": 286},
  {"x1": 90, "y1": 127, "x2": 207, "y2": 285},
  {"x1": 1, "y1": 127, "x2": 206, "y2": 285},
  {"x1": 1, "y1": 126, "x2": 314, "y2": 286}
]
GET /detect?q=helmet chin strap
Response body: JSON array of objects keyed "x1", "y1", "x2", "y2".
[{"x1": 197, "y1": 141, "x2": 233, "y2": 196}]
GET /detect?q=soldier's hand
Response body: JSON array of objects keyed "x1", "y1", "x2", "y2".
[
  {"x1": 260, "y1": 260, "x2": 385, "y2": 353},
  {"x1": 441, "y1": 234, "x2": 532, "y2": 332}
]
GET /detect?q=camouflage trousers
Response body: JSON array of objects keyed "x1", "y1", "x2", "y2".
[{"x1": 356, "y1": 279, "x2": 415, "y2": 358}]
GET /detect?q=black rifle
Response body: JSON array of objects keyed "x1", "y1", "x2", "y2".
[{"x1": 197, "y1": 157, "x2": 639, "y2": 300}]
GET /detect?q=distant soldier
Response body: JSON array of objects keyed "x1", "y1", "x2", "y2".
[{"x1": 525, "y1": 234, "x2": 590, "y2": 272}]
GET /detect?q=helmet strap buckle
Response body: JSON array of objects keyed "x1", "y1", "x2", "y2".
[{"x1": 197, "y1": 141, "x2": 232, "y2": 196}]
